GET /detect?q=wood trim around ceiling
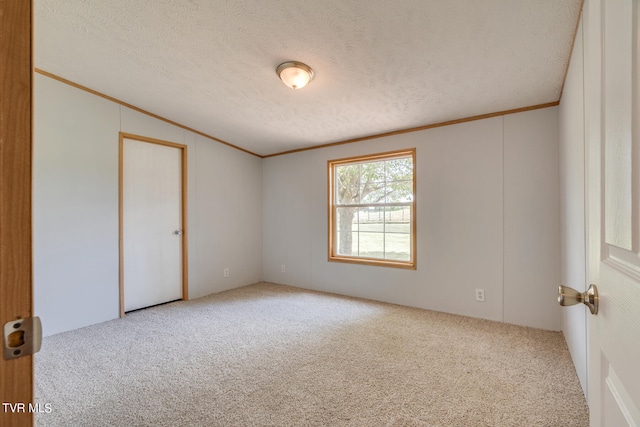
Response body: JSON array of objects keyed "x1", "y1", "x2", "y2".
[
  {"x1": 35, "y1": 69, "x2": 560, "y2": 160},
  {"x1": 557, "y1": 0, "x2": 585, "y2": 102},
  {"x1": 33, "y1": 68, "x2": 262, "y2": 158},
  {"x1": 263, "y1": 101, "x2": 560, "y2": 158}
]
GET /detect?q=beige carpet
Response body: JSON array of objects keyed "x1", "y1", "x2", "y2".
[{"x1": 35, "y1": 282, "x2": 588, "y2": 426}]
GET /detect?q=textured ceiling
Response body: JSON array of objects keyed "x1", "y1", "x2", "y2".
[{"x1": 34, "y1": 0, "x2": 582, "y2": 157}]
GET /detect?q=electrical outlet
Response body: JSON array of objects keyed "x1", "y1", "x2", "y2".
[
  {"x1": 475, "y1": 288, "x2": 485, "y2": 302},
  {"x1": 223, "y1": 268, "x2": 230, "y2": 278},
  {"x1": 281, "y1": 265, "x2": 286, "y2": 273}
]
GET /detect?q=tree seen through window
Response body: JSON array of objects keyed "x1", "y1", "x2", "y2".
[{"x1": 329, "y1": 149, "x2": 415, "y2": 268}]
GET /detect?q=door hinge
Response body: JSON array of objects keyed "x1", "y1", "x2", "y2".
[{"x1": 3, "y1": 317, "x2": 42, "y2": 360}]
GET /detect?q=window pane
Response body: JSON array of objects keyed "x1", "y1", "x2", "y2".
[
  {"x1": 359, "y1": 161, "x2": 386, "y2": 204},
  {"x1": 385, "y1": 157, "x2": 412, "y2": 181},
  {"x1": 386, "y1": 222, "x2": 410, "y2": 233},
  {"x1": 385, "y1": 233, "x2": 410, "y2": 261},
  {"x1": 385, "y1": 207, "x2": 411, "y2": 233},
  {"x1": 360, "y1": 161, "x2": 385, "y2": 183},
  {"x1": 385, "y1": 180, "x2": 413, "y2": 203},
  {"x1": 360, "y1": 182, "x2": 387, "y2": 204},
  {"x1": 359, "y1": 207, "x2": 383, "y2": 232},
  {"x1": 336, "y1": 231, "x2": 358, "y2": 256},
  {"x1": 335, "y1": 164, "x2": 360, "y2": 204},
  {"x1": 358, "y1": 232, "x2": 384, "y2": 259},
  {"x1": 336, "y1": 207, "x2": 358, "y2": 232}
]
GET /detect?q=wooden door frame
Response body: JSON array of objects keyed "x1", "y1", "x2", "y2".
[
  {"x1": 0, "y1": 0, "x2": 34, "y2": 425},
  {"x1": 118, "y1": 133, "x2": 189, "y2": 317}
]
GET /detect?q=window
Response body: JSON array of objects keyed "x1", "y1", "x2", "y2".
[{"x1": 328, "y1": 149, "x2": 416, "y2": 269}]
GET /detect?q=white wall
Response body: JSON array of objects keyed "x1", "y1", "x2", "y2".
[
  {"x1": 193, "y1": 133, "x2": 263, "y2": 297},
  {"x1": 34, "y1": 74, "x2": 263, "y2": 336},
  {"x1": 34, "y1": 71, "x2": 563, "y2": 336},
  {"x1": 34, "y1": 75, "x2": 120, "y2": 336},
  {"x1": 504, "y1": 109, "x2": 560, "y2": 329},
  {"x1": 263, "y1": 107, "x2": 561, "y2": 330},
  {"x1": 559, "y1": 18, "x2": 588, "y2": 396}
]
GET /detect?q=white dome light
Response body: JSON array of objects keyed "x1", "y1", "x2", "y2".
[{"x1": 276, "y1": 61, "x2": 315, "y2": 90}]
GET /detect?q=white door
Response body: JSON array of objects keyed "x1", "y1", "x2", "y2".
[
  {"x1": 584, "y1": 0, "x2": 640, "y2": 424},
  {"x1": 122, "y1": 137, "x2": 183, "y2": 312}
]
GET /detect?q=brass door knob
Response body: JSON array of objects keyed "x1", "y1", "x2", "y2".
[{"x1": 558, "y1": 284, "x2": 598, "y2": 315}]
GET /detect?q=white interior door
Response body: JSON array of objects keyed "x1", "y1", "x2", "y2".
[
  {"x1": 122, "y1": 137, "x2": 183, "y2": 312},
  {"x1": 584, "y1": 0, "x2": 640, "y2": 425}
]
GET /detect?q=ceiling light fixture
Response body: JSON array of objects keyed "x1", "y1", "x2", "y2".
[{"x1": 276, "y1": 61, "x2": 315, "y2": 90}]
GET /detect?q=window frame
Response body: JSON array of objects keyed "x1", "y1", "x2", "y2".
[{"x1": 328, "y1": 148, "x2": 416, "y2": 269}]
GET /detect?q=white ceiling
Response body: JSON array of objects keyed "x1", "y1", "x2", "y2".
[{"x1": 34, "y1": 0, "x2": 582, "y2": 157}]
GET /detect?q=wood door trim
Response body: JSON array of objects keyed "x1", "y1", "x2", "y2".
[
  {"x1": 118, "y1": 133, "x2": 189, "y2": 317},
  {"x1": 0, "y1": 0, "x2": 34, "y2": 425}
]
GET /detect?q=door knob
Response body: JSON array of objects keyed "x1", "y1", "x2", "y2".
[
  {"x1": 174, "y1": 230, "x2": 183, "y2": 235},
  {"x1": 558, "y1": 284, "x2": 598, "y2": 315}
]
